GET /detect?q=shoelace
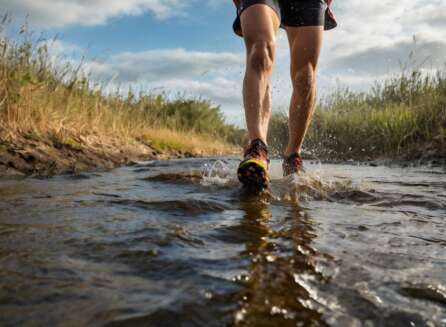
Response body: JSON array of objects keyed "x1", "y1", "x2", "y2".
[{"x1": 244, "y1": 139, "x2": 268, "y2": 158}]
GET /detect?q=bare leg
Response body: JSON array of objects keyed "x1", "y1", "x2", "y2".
[
  {"x1": 240, "y1": 5, "x2": 280, "y2": 143},
  {"x1": 284, "y1": 26, "x2": 323, "y2": 156}
]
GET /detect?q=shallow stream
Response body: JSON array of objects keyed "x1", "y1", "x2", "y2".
[{"x1": 0, "y1": 158, "x2": 445, "y2": 326}]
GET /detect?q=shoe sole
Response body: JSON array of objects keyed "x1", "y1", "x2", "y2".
[{"x1": 237, "y1": 159, "x2": 269, "y2": 191}]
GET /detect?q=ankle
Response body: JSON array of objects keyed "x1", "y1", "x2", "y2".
[
  {"x1": 250, "y1": 138, "x2": 267, "y2": 147},
  {"x1": 284, "y1": 147, "x2": 301, "y2": 158}
]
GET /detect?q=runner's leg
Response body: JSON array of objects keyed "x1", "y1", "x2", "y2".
[
  {"x1": 284, "y1": 26, "x2": 323, "y2": 156},
  {"x1": 240, "y1": 4, "x2": 280, "y2": 143}
]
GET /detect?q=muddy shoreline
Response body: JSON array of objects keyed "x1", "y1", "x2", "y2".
[
  {"x1": 302, "y1": 156, "x2": 446, "y2": 168},
  {"x1": 299, "y1": 141, "x2": 446, "y2": 168},
  {"x1": 0, "y1": 134, "x2": 198, "y2": 177}
]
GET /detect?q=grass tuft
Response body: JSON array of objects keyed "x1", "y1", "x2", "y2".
[{"x1": 0, "y1": 19, "x2": 244, "y2": 158}]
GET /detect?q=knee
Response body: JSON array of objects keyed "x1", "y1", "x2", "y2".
[
  {"x1": 247, "y1": 40, "x2": 275, "y2": 74},
  {"x1": 291, "y1": 63, "x2": 317, "y2": 92}
]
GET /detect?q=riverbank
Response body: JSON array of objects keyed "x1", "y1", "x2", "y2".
[
  {"x1": 0, "y1": 128, "x2": 237, "y2": 177},
  {"x1": 0, "y1": 30, "x2": 242, "y2": 177}
]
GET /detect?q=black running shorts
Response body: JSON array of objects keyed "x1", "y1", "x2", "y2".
[{"x1": 233, "y1": 0, "x2": 327, "y2": 37}]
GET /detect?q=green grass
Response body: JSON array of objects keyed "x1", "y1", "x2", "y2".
[{"x1": 268, "y1": 70, "x2": 446, "y2": 161}]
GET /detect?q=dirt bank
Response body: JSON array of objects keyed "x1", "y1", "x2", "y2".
[{"x1": 0, "y1": 132, "x2": 198, "y2": 177}]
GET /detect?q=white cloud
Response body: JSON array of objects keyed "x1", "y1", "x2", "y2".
[
  {"x1": 321, "y1": 1, "x2": 446, "y2": 70},
  {"x1": 40, "y1": 39, "x2": 83, "y2": 57},
  {"x1": 86, "y1": 49, "x2": 244, "y2": 83},
  {"x1": 1, "y1": 0, "x2": 188, "y2": 28},
  {"x1": 150, "y1": 78, "x2": 242, "y2": 106}
]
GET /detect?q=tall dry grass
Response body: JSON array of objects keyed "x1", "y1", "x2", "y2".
[
  {"x1": 268, "y1": 69, "x2": 446, "y2": 160},
  {"x1": 0, "y1": 20, "x2": 244, "y2": 155}
]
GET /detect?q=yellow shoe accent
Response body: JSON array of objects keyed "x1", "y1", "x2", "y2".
[{"x1": 239, "y1": 158, "x2": 268, "y2": 171}]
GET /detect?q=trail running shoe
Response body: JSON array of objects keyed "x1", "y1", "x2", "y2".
[
  {"x1": 237, "y1": 139, "x2": 269, "y2": 190},
  {"x1": 282, "y1": 152, "x2": 304, "y2": 177}
]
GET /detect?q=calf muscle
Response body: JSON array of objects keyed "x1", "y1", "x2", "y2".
[
  {"x1": 240, "y1": 4, "x2": 279, "y2": 143},
  {"x1": 285, "y1": 26, "x2": 323, "y2": 156}
]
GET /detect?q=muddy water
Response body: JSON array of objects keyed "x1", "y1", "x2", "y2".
[{"x1": 0, "y1": 158, "x2": 445, "y2": 327}]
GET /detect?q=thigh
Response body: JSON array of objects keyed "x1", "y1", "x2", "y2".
[
  {"x1": 285, "y1": 26, "x2": 323, "y2": 71},
  {"x1": 240, "y1": 4, "x2": 281, "y2": 48}
]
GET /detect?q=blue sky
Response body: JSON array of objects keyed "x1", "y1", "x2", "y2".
[
  {"x1": 2, "y1": 0, "x2": 446, "y2": 125},
  {"x1": 54, "y1": 3, "x2": 240, "y2": 55}
]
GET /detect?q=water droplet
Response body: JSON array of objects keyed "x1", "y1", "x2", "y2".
[
  {"x1": 234, "y1": 309, "x2": 247, "y2": 323},
  {"x1": 270, "y1": 306, "x2": 281, "y2": 315},
  {"x1": 266, "y1": 255, "x2": 276, "y2": 262}
]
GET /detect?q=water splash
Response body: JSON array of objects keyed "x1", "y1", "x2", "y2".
[
  {"x1": 201, "y1": 159, "x2": 237, "y2": 186},
  {"x1": 200, "y1": 159, "x2": 368, "y2": 203},
  {"x1": 270, "y1": 161, "x2": 368, "y2": 203}
]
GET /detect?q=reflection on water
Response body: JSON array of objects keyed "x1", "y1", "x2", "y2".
[
  {"x1": 233, "y1": 198, "x2": 327, "y2": 326},
  {"x1": 0, "y1": 158, "x2": 445, "y2": 326}
]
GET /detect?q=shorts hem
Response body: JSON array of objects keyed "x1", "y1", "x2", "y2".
[{"x1": 233, "y1": 0, "x2": 281, "y2": 37}]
